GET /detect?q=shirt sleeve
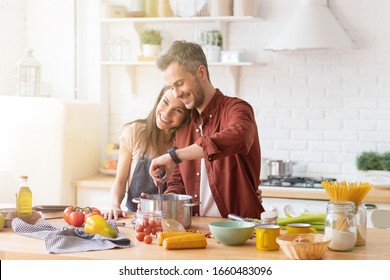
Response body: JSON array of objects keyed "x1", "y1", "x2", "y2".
[
  {"x1": 196, "y1": 99, "x2": 258, "y2": 161},
  {"x1": 119, "y1": 124, "x2": 135, "y2": 153}
]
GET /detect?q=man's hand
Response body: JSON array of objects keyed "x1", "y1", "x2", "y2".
[{"x1": 149, "y1": 153, "x2": 176, "y2": 186}]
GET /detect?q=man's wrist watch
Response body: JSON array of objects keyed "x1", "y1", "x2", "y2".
[{"x1": 168, "y1": 147, "x2": 182, "y2": 164}]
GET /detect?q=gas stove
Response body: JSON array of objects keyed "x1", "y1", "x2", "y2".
[{"x1": 260, "y1": 176, "x2": 337, "y2": 189}]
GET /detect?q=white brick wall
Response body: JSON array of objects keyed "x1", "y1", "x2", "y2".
[
  {"x1": 0, "y1": 0, "x2": 25, "y2": 95},
  {"x1": 1, "y1": 0, "x2": 389, "y2": 182}
]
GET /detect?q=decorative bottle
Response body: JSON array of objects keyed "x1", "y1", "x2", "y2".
[{"x1": 16, "y1": 175, "x2": 33, "y2": 223}]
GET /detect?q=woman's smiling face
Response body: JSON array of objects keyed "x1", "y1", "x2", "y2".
[{"x1": 155, "y1": 88, "x2": 187, "y2": 130}]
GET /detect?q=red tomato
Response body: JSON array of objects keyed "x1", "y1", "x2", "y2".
[
  {"x1": 63, "y1": 206, "x2": 74, "y2": 224},
  {"x1": 144, "y1": 235, "x2": 153, "y2": 244},
  {"x1": 136, "y1": 232, "x2": 146, "y2": 241},
  {"x1": 69, "y1": 211, "x2": 85, "y2": 227},
  {"x1": 82, "y1": 207, "x2": 102, "y2": 222},
  {"x1": 136, "y1": 224, "x2": 144, "y2": 233},
  {"x1": 84, "y1": 212, "x2": 99, "y2": 222},
  {"x1": 149, "y1": 220, "x2": 157, "y2": 228},
  {"x1": 143, "y1": 227, "x2": 151, "y2": 236}
]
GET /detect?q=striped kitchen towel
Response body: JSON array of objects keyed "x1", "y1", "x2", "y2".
[{"x1": 12, "y1": 218, "x2": 131, "y2": 254}]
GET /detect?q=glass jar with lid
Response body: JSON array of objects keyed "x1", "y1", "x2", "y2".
[
  {"x1": 134, "y1": 211, "x2": 163, "y2": 238},
  {"x1": 355, "y1": 202, "x2": 367, "y2": 246},
  {"x1": 324, "y1": 201, "x2": 357, "y2": 251},
  {"x1": 260, "y1": 211, "x2": 278, "y2": 225}
]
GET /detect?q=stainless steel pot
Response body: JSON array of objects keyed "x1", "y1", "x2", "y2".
[
  {"x1": 267, "y1": 160, "x2": 294, "y2": 177},
  {"x1": 132, "y1": 194, "x2": 199, "y2": 229}
]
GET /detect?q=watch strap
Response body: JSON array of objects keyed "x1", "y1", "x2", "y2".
[{"x1": 168, "y1": 147, "x2": 182, "y2": 164}]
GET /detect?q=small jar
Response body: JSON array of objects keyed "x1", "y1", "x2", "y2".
[
  {"x1": 134, "y1": 211, "x2": 163, "y2": 237},
  {"x1": 325, "y1": 201, "x2": 357, "y2": 251},
  {"x1": 260, "y1": 211, "x2": 278, "y2": 225},
  {"x1": 355, "y1": 202, "x2": 367, "y2": 246}
]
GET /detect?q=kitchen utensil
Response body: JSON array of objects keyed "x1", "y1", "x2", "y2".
[
  {"x1": 208, "y1": 220, "x2": 255, "y2": 246},
  {"x1": 256, "y1": 225, "x2": 280, "y2": 251},
  {"x1": 158, "y1": 170, "x2": 166, "y2": 195},
  {"x1": 228, "y1": 213, "x2": 260, "y2": 226},
  {"x1": 132, "y1": 194, "x2": 199, "y2": 229},
  {"x1": 267, "y1": 159, "x2": 294, "y2": 177},
  {"x1": 286, "y1": 223, "x2": 318, "y2": 234},
  {"x1": 277, "y1": 234, "x2": 331, "y2": 260}
]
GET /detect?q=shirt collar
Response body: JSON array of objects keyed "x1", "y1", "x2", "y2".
[{"x1": 190, "y1": 89, "x2": 222, "y2": 124}]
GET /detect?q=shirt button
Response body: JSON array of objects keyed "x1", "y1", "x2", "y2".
[
  {"x1": 208, "y1": 157, "x2": 212, "y2": 161},
  {"x1": 194, "y1": 194, "x2": 198, "y2": 198},
  {"x1": 196, "y1": 172, "x2": 200, "y2": 176},
  {"x1": 209, "y1": 114, "x2": 212, "y2": 118},
  {"x1": 196, "y1": 129, "x2": 199, "y2": 132}
]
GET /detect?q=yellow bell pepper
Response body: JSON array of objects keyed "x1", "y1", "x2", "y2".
[{"x1": 84, "y1": 215, "x2": 118, "y2": 238}]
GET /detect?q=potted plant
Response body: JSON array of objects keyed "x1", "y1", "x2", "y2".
[
  {"x1": 356, "y1": 151, "x2": 390, "y2": 184},
  {"x1": 356, "y1": 151, "x2": 383, "y2": 171},
  {"x1": 200, "y1": 29, "x2": 223, "y2": 62},
  {"x1": 140, "y1": 29, "x2": 163, "y2": 58}
]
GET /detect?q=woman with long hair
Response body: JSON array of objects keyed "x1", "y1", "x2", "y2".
[{"x1": 105, "y1": 86, "x2": 190, "y2": 219}]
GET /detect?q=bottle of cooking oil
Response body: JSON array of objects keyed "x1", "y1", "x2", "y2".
[{"x1": 16, "y1": 175, "x2": 32, "y2": 223}]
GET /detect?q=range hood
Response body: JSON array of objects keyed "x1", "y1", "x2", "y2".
[{"x1": 264, "y1": 0, "x2": 357, "y2": 51}]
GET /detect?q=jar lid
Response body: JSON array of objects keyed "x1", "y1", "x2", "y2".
[
  {"x1": 162, "y1": 218, "x2": 185, "y2": 232},
  {"x1": 261, "y1": 211, "x2": 278, "y2": 219},
  {"x1": 328, "y1": 200, "x2": 355, "y2": 206}
]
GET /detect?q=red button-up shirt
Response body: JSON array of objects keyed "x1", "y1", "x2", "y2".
[{"x1": 166, "y1": 89, "x2": 264, "y2": 219}]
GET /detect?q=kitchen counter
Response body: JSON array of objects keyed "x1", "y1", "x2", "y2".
[
  {"x1": 261, "y1": 185, "x2": 390, "y2": 203},
  {"x1": 72, "y1": 175, "x2": 390, "y2": 205},
  {"x1": 1, "y1": 215, "x2": 389, "y2": 260}
]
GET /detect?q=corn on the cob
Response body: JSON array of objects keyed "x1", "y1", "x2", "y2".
[
  {"x1": 163, "y1": 234, "x2": 207, "y2": 250},
  {"x1": 157, "y1": 231, "x2": 200, "y2": 246}
]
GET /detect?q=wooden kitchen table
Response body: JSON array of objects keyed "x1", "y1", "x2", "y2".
[{"x1": 0, "y1": 215, "x2": 389, "y2": 260}]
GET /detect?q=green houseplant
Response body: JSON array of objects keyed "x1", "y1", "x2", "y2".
[
  {"x1": 200, "y1": 29, "x2": 223, "y2": 62},
  {"x1": 356, "y1": 151, "x2": 390, "y2": 171},
  {"x1": 140, "y1": 29, "x2": 163, "y2": 45},
  {"x1": 357, "y1": 151, "x2": 383, "y2": 171},
  {"x1": 140, "y1": 29, "x2": 163, "y2": 58},
  {"x1": 200, "y1": 29, "x2": 223, "y2": 47}
]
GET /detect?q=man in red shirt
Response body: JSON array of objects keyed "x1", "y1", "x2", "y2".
[{"x1": 149, "y1": 40, "x2": 264, "y2": 219}]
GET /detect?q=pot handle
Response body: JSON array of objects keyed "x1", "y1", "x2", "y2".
[
  {"x1": 132, "y1": 198, "x2": 141, "y2": 204},
  {"x1": 183, "y1": 202, "x2": 201, "y2": 207}
]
